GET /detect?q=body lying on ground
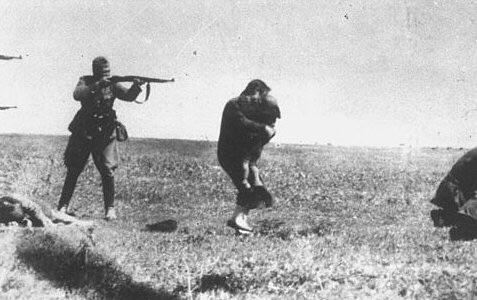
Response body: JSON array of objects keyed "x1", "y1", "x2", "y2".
[{"x1": 0, "y1": 194, "x2": 94, "y2": 227}]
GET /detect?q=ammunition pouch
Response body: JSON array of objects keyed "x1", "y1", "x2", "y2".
[{"x1": 115, "y1": 121, "x2": 128, "y2": 142}]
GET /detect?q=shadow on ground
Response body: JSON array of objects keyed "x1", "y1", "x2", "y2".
[
  {"x1": 15, "y1": 228, "x2": 177, "y2": 300},
  {"x1": 144, "y1": 219, "x2": 178, "y2": 233}
]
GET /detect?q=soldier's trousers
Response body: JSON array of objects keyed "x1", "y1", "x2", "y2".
[{"x1": 58, "y1": 133, "x2": 118, "y2": 210}]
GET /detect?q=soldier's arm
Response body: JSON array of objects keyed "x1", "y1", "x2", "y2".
[
  {"x1": 73, "y1": 76, "x2": 93, "y2": 101},
  {"x1": 113, "y1": 82, "x2": 142, "y2": 102},
  {"x1": 241, "y1": 160, "x2": 252, "y2": 189}
]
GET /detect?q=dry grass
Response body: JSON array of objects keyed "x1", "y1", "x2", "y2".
[{"x1": 0, "y1": 134, "x2": 476, "y2": 299}]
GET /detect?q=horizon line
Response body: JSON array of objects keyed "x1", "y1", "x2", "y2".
[{"x1": 0, "y1": 132, "x2": 471, "y2": 150}]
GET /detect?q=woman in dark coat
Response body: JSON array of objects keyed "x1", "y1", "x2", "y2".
[{"x1": 218, "y1": 79, "x2": 281, "y2": 234}]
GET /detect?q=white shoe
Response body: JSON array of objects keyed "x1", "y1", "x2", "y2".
[
  {"x1": 235, "y1": 214, "x2": 253, "y2": 231},
  {"x1": 227, "y1": 207, "x2": 253, "y2": 233},
  {"x1": 227, "y1": 212, "x2": 253, "y2": 233},
  {"x1": 227, "y1": 219, "x2": 253, "y2": 234}
]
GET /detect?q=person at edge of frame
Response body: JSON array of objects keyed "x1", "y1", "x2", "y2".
[
  {"x1": 57, "y1": 56, "x2": 144, "y2": 221},
  {"x1": 431, "y1": 147, "x2": 477, "y2": 238},
  {"x1": 217, "y1": 79, "x2": 280, "y2": 234}
]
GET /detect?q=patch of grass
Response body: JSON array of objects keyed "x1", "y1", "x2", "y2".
[{"x1": 0, "y1": 135, "x2": 476, "y2": 299}]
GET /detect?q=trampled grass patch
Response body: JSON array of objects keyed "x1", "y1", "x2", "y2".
[{"x1": 0, "y1": 135, "x2": 476, "y2": 299}]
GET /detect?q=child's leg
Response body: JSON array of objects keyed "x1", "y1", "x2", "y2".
[
  {"x1": 249, "y1": 160, "x2": 263, "y2": 187},
  {"x1": 241, "y1": 159, "x2": 252, "y2": 190},
  {"x1": 249, "y1": 158, "x2": 274, "y2": 208}
]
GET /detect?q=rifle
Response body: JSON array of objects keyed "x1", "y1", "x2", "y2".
[
  {"x1": 109, "y1": 75, "x2": 174, "y2": 104},
  {"x1": 0, "y1": 55, "x2": 22, "y2": 60},
  {"x1": 0, "y1": 106, "x2": 17, "y2": 110}
]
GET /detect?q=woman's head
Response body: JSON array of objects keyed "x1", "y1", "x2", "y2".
[{"x1": 241, "y1": 79, "x2": 271, "y2": 98}]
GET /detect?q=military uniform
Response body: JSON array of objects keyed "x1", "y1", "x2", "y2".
[
  {"x1": 58, "y1": 57, "x2": 142, "y2": 219},
  {"x1": 431, "y1": 147, "x2": 477, "y2": 227}
]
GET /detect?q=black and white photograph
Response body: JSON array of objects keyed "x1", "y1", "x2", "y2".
[{"x1": 1, "y1": 1, "x2": 477, "y2": 299}]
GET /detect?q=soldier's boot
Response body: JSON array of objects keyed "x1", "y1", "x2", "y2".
[
  {"x1": 102, "y1": 176, "x2": 117, "y2": 221},
  {"x1": 58, "y1": 169, "x2": 81, "y2": 214}
]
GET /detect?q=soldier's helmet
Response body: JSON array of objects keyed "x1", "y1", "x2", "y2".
[{"x1": 92, "y1": 56, "x2": 110, "y2": 78}]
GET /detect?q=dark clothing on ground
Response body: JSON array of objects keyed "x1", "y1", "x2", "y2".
[
  {"x1": 0, "y1": 195, "x2": 52, "y2": 226},
  {"x1": 431, "y1": 148, "x2": 477, "y2": 225}
]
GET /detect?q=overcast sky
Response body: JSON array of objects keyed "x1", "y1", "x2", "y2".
[{"x1": 1, "y1": 0, "x2": 477, "y2": 147}]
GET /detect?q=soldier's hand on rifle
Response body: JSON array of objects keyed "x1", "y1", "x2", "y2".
[
  {"x1": 132, "y1": 78, "x2": 146, "y2": 86},
  {"x1": 97, "y1": 78, "x2": 112, "y2": 88}
]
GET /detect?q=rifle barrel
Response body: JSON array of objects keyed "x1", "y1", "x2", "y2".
[
  {"x1": 0, "y1": 55, "x2": 22, "y2": 60},
  {"x1": 109, "y1": 75, "x2": 174, "y2": 83},
  {"x1": 0, "y1": 106, "x2": 17, "y2": 110}
]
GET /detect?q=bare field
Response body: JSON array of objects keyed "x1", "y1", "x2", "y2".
[{"x1": 0, "y1": 134, "x2": 476, "y2": 299}]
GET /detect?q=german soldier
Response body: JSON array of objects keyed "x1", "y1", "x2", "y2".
[
  {"x1": 218, "y1": 79, "x2": 281, "y2": 234},
  {"x1": 57, "y1": 56, "x2": 144, "y2": 220}
]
